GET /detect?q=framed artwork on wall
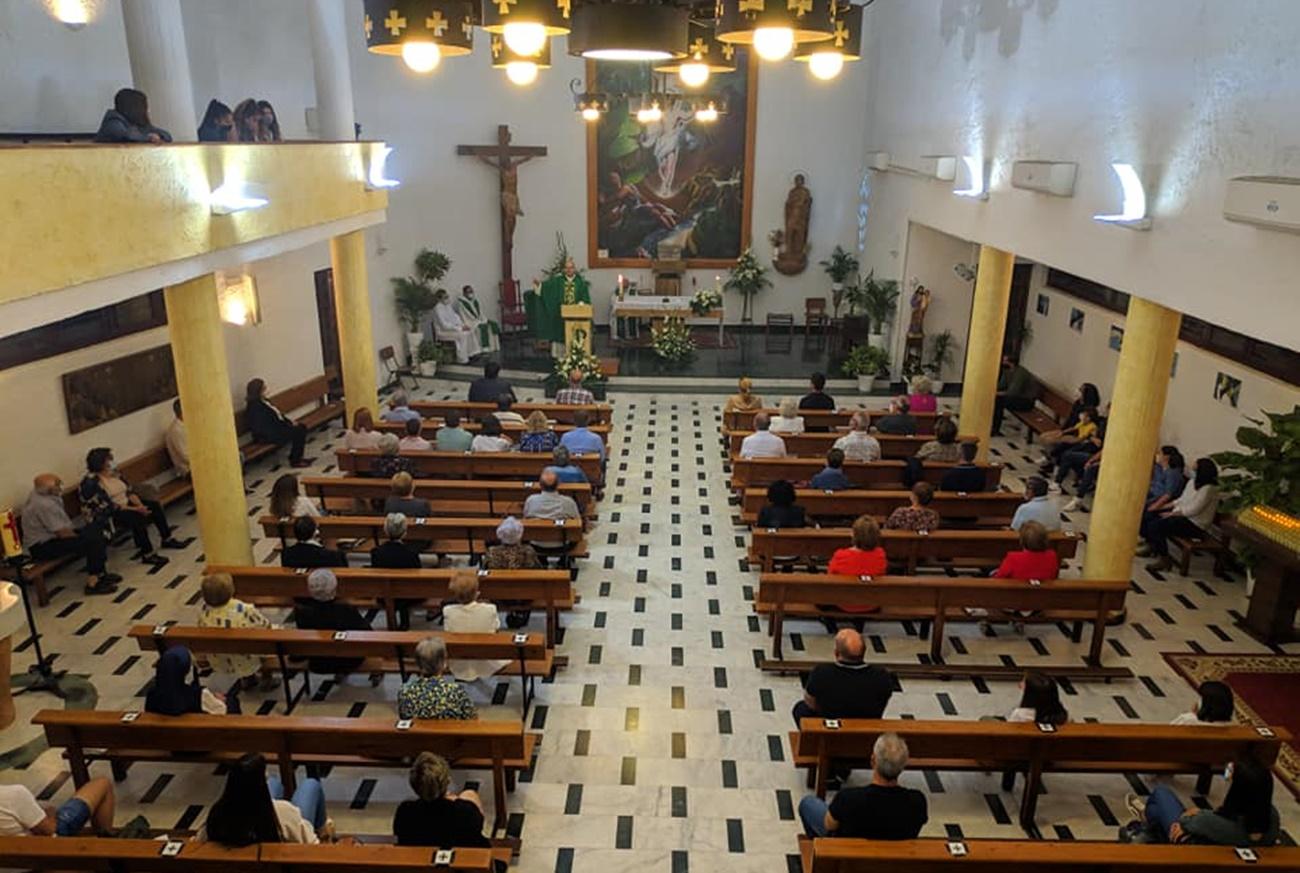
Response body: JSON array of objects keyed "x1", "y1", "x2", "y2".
[
  {"x1": 1035, "y1": 293, "x2": 1050, "y2": 316},
  {"x1": 1213, "y1": 372, "x2": 1242, "y2": 408},
  {"x1": 1068, "y1": 307, "x2": 1085, "y2": 332},
  {"x1": 62, "y1": 344, "x2": 177, "y2": 435},
  {"x1": 1108, "y1": 325, "x2": 1124, "y2": 351}
]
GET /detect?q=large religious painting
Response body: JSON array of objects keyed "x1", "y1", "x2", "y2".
[
  {"x1": 587, "y1": 52, "x2": 756, "y2": 268},
  {"x1": 62, "y1": 345, "x2": 177, "y2": 434}
]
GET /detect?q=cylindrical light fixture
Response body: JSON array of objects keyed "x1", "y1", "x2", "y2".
[
  {"x1": 364, "y1": 0, "x2": 476, "y2": 69},
  {"x1": 568, "y1": 3, "x2": 689, "y2": 61},
  {"x1": 491, "y1": 32, "x2": 552, "y2": 85},
  {"x1": 794, "y1": 3, "x2": 862, "y2": 80},
  {"x1": 654, "y1": 20, "x2": 737, "y2": 87},
  {"x1": 575, "y1": 92, "x2": 610, "y2": 122},
  {"x1": 480, "y1": 0, "x2": 570, "y2": 58},
  {"x1": 716, "y1": 0, "x2": 835, "y2": 61}
]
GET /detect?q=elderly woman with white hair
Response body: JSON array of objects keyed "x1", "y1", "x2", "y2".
[
  {"x1": 292, "y1": 569, "x2": 376, "y2": 681},
  {"x1": 372, "y1": 432, "x2": 416, "y2": 479},
  {"x1": 398, "y1": 636, "x2": 477, "y2": 721},
  {"x1": 483, "y1": 516, "x2": 541, "y2": 629},
  {"x1": 370, "y1": 512, "x2": 422, "y2": 630},
  {"x1": 770, "y1": 398, "x2": 806, "y2": 435}
]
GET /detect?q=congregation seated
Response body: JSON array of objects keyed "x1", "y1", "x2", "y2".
[
  {"x1": 907, "y1": 374, "x2": 937, "y2": 414},
  {"x1": 79, "y1": 446, "x2": 183, "y2": 568},
  {"x1": 399, "y1": 417, "x2": 432, "y2": 451},
  {"x1": 343, "y1": 407, "x2": 381, "y2": 451},
  {"x1": 1047, "y1": 404, "x2": 1103, "y2": 486},
  {"x1": 991, "y1": 521, "x2": 1060, "y2": 580},
  {"x1": 555, "y1": 368, "x2": 595, "y2": 406},
  {"x1": 271, "y1": 473, "x2": 321, "y2": 519},
  {"x1": 1006, "y1": 671, "x2": 1069, "y2": 725},
  {"x1": 197, "y1": 752, "x2": 330, "y2": 846},
  {"x1": 798, "y1": 732, "x2": 928, "y2": 840},
  {"x1": 145, "y1": 645, "x2": 231, "y2": 715},
  {"x1": 281, "y1": 516, "x2": 347, "y2": 569},
  {"x1": 470, "y1": 416, "x2": 513, "y2": 453},
  {"x1": 519, "y1": 410, "x2": 559, "y2": 453},
  {"x1": 1010, "y1": 476, "x2": 1059, "y2": 532},
  {"x1": 791, "y1": 629, "x2": 894, "y2": 726},
  {"x1": 827, "y1": 517, "x2": 887, "y2": 625},
  {"x1": 1032, "y1": 381, "x2": 1101, "y2": 460},
  {"x1": 435, "y1": 410, "x2": 474, "y2": 452},
  {"x1": 0, "y1": 774, "x2": 116, "y2": 838},
  {"x1": 809, "y1": 449, "x2": 852, "y2": 492},
  {"x1": 524, "y1": 469, "x2": 581, "y2": 554},
  {"x1": 166, "y1": 399, "x2": 190, "y2": 476},
  {"x1": 799, "y1": 371, "x2": 836, "y2": 414},
  {"x1": 21, "y1": 473, "x2": 119, "y2": 595},
  {"x1": 913, "y1": 417, "x2": 960, "y2": 463},
  {"x1": 393, "y1": 752, "x2": 491, "y2": 848},
  {"x1": 246, "y1": 378, "x2": 310, "y2": 467},
  {"x1": 757, "y1": 480, "x2": 806, "y2": 530},
  {"x1": 94, "y1": 87, "x2": 171, "y2": 143},
  {"x1": 740, "y1": 413, "x2": 787, "y2": 459},
  {"x1": 484, "y1": 516, "x2": 542, "y2": 570},
  {"x1": 373, "y1": 433, "x2": 417, "y2": 477},
  {"x1": 771, "y1": 398, "x2": 806, "y2": 435},
  {"x1": 559, "y1": 410, "x2": 606, "y2": 463},
  {"x1": 938, "y1": 441, "x2": 986, "y2": 492},
  {"x1": 385, "y1": 472, "x2": 432, "y2": 518},
  {"x1": 1138, "y1": 445, "x2": 1190, "y2": 530},
  {"x1": 546, "y1": 445, "x2": 588, "y2": 484},
  {"x1": 723, "y1": 376, "x2": 763, "y2": 414},
  {"x1": 884, "y1": 483, "x2": 939, "y2": 531},
  {"x1": 1121, "y1": 755, "x2": 1279, "y2": 847},
  {"x1": 493, "y1": 395, "x2": 526, "y2": 427},
  {"x1": 872, "y1": 396, "x2": 917, "y2": 435},
  {"x1": 1172, "y1": 680, "x2": 1235, "y2": 727},
  {"x1": 197, "y1": 98, "x2": 236, "y2": 142},
  {"x1": 293, "y1": 569, "x2": 373, "y2": 676},
  {"x1": 369, "y1": 516, "x2": 421, "y2": 630},
  {"x1": 1139, "y1": 458, "x2": 1221, "y2": 573},
  {"x1": 381, "y1": 390, "x2": 421, "y2": 424},
  {"x1": 398, "y1": 637, "x2": 477, "y2": 720},
  {"x1": 834, "y1": 413, "x2": 881, "y2": 462},
  {"x1": 197, "y1": 572, "x2": 272, "y2": 690},
  {"x1": 991, "y1": 356, "x2": 1036, "y2": 436},
  {"x1": 442, "y1": 570, "x2": 509, "y2": 681},
  {"x1": 468, "y1": 360, "x2": 516, "y2": 404}
]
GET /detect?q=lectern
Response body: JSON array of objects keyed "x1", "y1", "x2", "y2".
[{"x1": 562, "y1": 303, "x2": 593, "y2": 355}]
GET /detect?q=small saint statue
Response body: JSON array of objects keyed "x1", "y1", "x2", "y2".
[
  {"x1": 773, "y1": 173, "x2": 812, "y2": 275},
  {"x1": 908, "y1": 285, "x2": 932, "y2": 336}
]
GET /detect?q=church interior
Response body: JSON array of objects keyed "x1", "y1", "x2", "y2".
[{"x1": 2, "y1": 1, "x2": 1300, "y2": 871}]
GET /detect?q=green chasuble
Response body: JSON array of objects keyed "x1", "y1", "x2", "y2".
[{"x1": 527, "y1": 273, "x2": 591, "y2": 343}]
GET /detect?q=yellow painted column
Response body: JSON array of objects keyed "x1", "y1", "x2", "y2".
[
  {"x1": 164, "y1": 274, "x2": 253, "y2": 566},
  {"x1": 330, "y1": 230, "x2": 379, "y2": 423},
  {"x1": 1083, "y1": 297, "x2": 1182, "y2": 581},
  {"x1": 956, "y1": 245, "x2": 1015, "y2": 463}
]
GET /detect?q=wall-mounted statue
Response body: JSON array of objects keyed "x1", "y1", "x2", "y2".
[
  {"x1": 908, "y1": 284, "x2": 932, "y2": 336},
  {"x1": 772, "y1": 173, "x2": 812, "y2": 275}
]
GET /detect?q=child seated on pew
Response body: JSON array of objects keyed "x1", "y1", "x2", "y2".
[
  {"x1": 0, "y1": 777, "x2": 116, "y2": 838},
  {"x1": 197, "y1": 573, "x2": 276, "y2": 691},
  {"x1": 196, "y1": 752, "x2": 333, "y2": 845},
  {"x1": 1121, "y1": 755, "x2": 1279, "y2": 847}
]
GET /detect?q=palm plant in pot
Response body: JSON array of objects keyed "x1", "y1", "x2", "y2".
[
  {"x1": 841, "y1": 344, "x2": 891, "y2": 394},
  {"x1": 416, "y1": 339, "x2": 450, "y2": 377},
  {"x1": 819, "y1": 245, "x2": 859, "y2": 318},
  {"x1": 924, "y1": 329, "x2": 956, "y2": 393},
  {"x1": 392, "y1": 248, "x2": 450, "y2": 363},
  {"x1": 855, "y1": 271, "x2": 901, "y2": 346}
]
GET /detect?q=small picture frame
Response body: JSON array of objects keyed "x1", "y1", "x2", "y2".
[
  {"x1": 160, "y1": 840, "x2": 184, "y2": 857},
  {"x1": 396, "y1": 718, "x2": 413, "y2": 730},
  {"x1": 1035, "y1": 294, "x2": 1050, "y2": 317},
  {"x1": 946, "y1": 841, "x2": 968, "y2": 857},
  {"x1": 1069, "y1": 307, "x2": 1085, "y2": 332},
  {"x1": 823, "y1": 719, "x2": 841, "y2": 730}
]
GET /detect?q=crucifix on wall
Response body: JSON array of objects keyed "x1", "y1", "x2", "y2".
[{"x1": 456, "y1": 124, "x2": 547, "y2": 291}]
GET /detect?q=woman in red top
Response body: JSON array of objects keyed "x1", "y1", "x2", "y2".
[
  {"x1": 825, "y1": 516, "x2": 888, "y2": 628},
  {"x1": 991, "y1": 521, "x2": 1060, "y2": 580}
]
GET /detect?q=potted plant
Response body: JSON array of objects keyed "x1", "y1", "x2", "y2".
[
  {"x1": 924, "y1": 329, "x2": 956, "y2": 393},
  {"x1": 416, "y1": 339, "x2": 447, "y2": 376},
  {"x1": 856, "y1": 271, "x2": 901, "y2": 347},
  {"x1": 392, "y1": 248, "x2": 451, "y2": 363},
  {"x1": 819, "y1": 245, "x2": 859, "y2": 318},
  {"x1": 650, "y1": 317, "x2": 696, "y2": 365},
  {"x1": 724, "y1": 248, "x2": 771, "y2": 323},
  {"x1": 841, "y1": 344, "x2": 891, "y2": 394}
]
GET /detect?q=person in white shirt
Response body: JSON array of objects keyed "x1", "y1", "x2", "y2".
[
  {"x1": 269, "y1": 473, "x2": 321, "y2": 520},
  {"x1": 197, "y1": 752, "x2": 329, "y2": 845},
  {"x1": 1010, "y1": 477, "x2": 1060, "y2": 532},
  {"x1": 441, "y1": 570, "x2": 510, "y2": 681},
  {"x1": 1170, "y1": 680, "x2": 1234, "y2": 726},
  {"x1": 433, "y1": 289, "x2": 482, "y2": 364},
  {"x1": 834, "y1": 412, "x2": 882, "y2": 462},
  {"x1": 470, "y1": 416, "x2": 514, "y2": 452},
  {"x1": 739, "y1": 413, "x2": 787, "y2": 459},
  {"x1": 0, "y1": 778, "x2": 115, "y2": 837},
  {"x1": 398, "y1": 417, "x2": 432, "y2": 451},
  {"x1": 493, "y1": 395, "x2": 527, "y2": 426},
  {"x1": 343, "y1": 407, "x2": 382, "y2": 452},
  {"x1": 165, "y1": 399, "x2": 189, "y2": 476},
  {"x1": 1140, "y1": 458, "x2": 1220, "y2": 573},
  {"x1": 769, "y1": 398, "x2": 806, "y2": 435}
]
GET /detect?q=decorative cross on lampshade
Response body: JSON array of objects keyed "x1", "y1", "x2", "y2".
[
  {"x1": 793, "y1": 3, "x2": 861, "y2": 63},
  {"x1": 481, "y1": 0, "x2": 570, "y2": 60},
  {"x1": 490, "y1": 33, "x2": 553, "y2": 68},
  {"x1": 364, "y1": 0, "x2": 476, "y2": 58},
  {"x1": 654, "y1": 20, "x2": 739, "y2": 79},
  {"x1": 716, "y1": 0, "x2": 835, "y2": 57}
]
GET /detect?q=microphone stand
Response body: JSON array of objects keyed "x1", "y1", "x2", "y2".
[{"x1": 7, "y1": 557, "x2": 68, "y2": 699}]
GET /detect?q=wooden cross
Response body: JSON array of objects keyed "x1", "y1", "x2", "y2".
[{"x1": 456, "y1": 124, "x2": 547, "y2": 295}]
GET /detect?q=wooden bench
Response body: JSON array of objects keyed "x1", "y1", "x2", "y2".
[
  {"x1": 375, "y1": 418, "x2": 611, "y2": 445},
  {"x1": 790, "y1": 718, "x2": 1288, "y2": 826},
  {"x1": 34, "y1": 709, "x2": 537, "y2": 833},
  {"x1": 129, "y1": 625, "x2": 551, "y2": 715},
  {"x1": 730, "y1": 458, "x2": 1003, "y2": 491},
  {"x1": 303, "y1": 476, "x2": 596, "y2": 518},
  {"x1": 748, "y1": 528, "x2": 1081, "y2": 573},
  {"x1": 210, "y1": 565, "x2": 576, "y2": 646},
  {"x1": 756, "y1": 573, "x2": 1129, "y2": 669},
  {"x1": 724, "y1": 407, "x2": 941, "y2": 435},
  {"x1": 0, "y1": 838, "x2": 501, "y2": 871},
  {"x1": 741, "y1": 489, "x2": 1024, "y2": 526},
  {"x1": 239, "y1": 373, "x2": 345, "y2": 464},
  {"x1": 1011, "y1": 378, "x2": 1074, "y2": 443},
  {"x1": 799, "y1": 837, "x2": 1300, "y2": 872},
  {"x1": 1170, "y1": 512, "x2": 1234, "y2": 577},
  {"x1": 336, "y1": 448, "x2": 603, "y2": 483},
  {"x1": 412, "y1": 399, "x2": 613, "y2": 425},
  {"x1": 729, "y1": 431, "x2": 976, "y2": 460}
]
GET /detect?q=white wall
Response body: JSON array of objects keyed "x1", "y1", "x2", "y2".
[
  {"x1": 896, "y1": 223, "x2": 977, "y2": 383},
  {"x1": 858, "y1": 0, "x2": 1300, "y2": 351}
]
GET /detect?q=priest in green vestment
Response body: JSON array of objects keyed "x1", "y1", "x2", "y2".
[{"x1": 527, "y1": 258, "x2": 591, "y2": 356}]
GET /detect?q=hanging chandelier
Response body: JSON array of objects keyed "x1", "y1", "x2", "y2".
[
  {"x1": 716, "y1": 0, "x2": 836, "y2": 62},
  {"x1": 567, "y1": 2, "x2": 689, "y2": 61},
  {"x1": 363, "y1": 0, "x2": 476, "y2": 72},
  {"x1": 480, "y1": 0, "x2": 571, "y2": 58},
  {"x1": 653, "y1": 20, "x2": 737, "y2": 88},
  {"x1": 491, "y1": 32, "x2": 552, "y2": 85},
  {"x1": 793, "y1": 2, "x2": 861, "y2": 80}
]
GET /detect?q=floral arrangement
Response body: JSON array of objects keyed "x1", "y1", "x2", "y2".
[
  {"x1": 651, "y1": 317, "x2": 695, "y2": 362},
  {"x1": 724, "y1": 248, "x2": 771, "y2": 322},
  {"x1": 552, "y1": 343, "x2": 606, "y2": 383},
  {"x1": 690, "y1": 283, "x2": 723, "y2": 316}
]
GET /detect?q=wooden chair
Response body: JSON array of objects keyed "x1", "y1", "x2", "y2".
[
  {"x1": 379, "y1": 344, "x2": 421, "y2": 391},
  {"x1": 766, "y1": 312, "x2": 795, "y2": 335},
  {"x1": 805, "y1": 297, "x2": 829, "y2": 334}
]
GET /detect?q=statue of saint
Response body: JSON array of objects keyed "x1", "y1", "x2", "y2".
[
  {"x1": 774, "y1": 174, "x2": 812, "y2": 275},
  {"x1": 908, "y1": 285, "x2": 932, "y2": 335}
]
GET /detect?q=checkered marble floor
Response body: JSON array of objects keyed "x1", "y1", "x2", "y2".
[{"x1": 3, "y1": 380, "x2": 1297, "y2": 872}]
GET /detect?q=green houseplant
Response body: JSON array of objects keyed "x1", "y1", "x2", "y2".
[
  {"x1": 841, "y1": 344, "x2": 891, "y2": 393},
  {"x1": 724, "y1": 248, "x2": 771, "y2": 323},
  {"x1": 819, "y1": 245, "x2": 859, "y2": 317},
  {"x1": 392, "y1": 248, "x2": 451, "y2": 363},
  {"x1": 925, "y1": 329, "x2": 957, "y2": 391},
  {"x1": 1211, "y1": 407, "x2": 1300, "y2": 571},
  {"x1": 854, "y1": 271, "x2": 900, "y2": 341},
  {"x1": 416, "y1": 339, "x2": 450, "y2": 377}
]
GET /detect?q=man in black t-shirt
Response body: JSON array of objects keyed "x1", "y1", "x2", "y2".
[
  {"x1": 798, "y1": 372, "x2": 836, "y2": 431},
  {"x1": 468, "y1": 360, "x2": 517, "y2": 404},
  {"x1": 938, "y1": 440, "x2": 987, "y2": 493},
  {"x1": 791, "y1": 629, "x2": 894, "y2": 725},
  {"x1": 798, "y1": 732, "x2": 928, "y2": 839}
]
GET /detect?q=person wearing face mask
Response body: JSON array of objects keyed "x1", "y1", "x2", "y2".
[
  {"x1": 20, "y1": 474, "x2": 119, "y2": 595},
  {"x1": 455, "y1": 285, "x2": 500, "y2": 355},
  {"x1": 78, "y1": 447, "x2": 184, "y2": 567},
  {"x1": 197, "y1": 99, "x2": 237, "y2": 142}
]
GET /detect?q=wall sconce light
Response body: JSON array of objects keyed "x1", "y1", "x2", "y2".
[
  {"x1": 217, "y1": 271, "x2": 261, "y2": 326},
  {"x1": 210, "y1": 180, "x2": 268, "y2": 215},
  {"x1": 953, "y1": 156, "x2": 989, "y2": 200},
  {"x1": 1093, "y1": 162, "x2": 1151, "y2": 229},
  {"x1": 367, "y1": 145, "x2": 401, "y2": 190}
]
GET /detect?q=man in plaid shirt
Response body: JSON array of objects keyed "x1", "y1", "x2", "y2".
[{"x1": 555, "y1": 369, "x2": 595, "y2": 406}]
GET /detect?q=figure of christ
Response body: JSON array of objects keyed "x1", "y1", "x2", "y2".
[{"x1": 477, "y1": 144, "x2": 536, "y2": 253}]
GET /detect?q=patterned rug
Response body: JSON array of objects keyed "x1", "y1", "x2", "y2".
[{"x1": 1164, "y1": 652, "x2": 1300, "y2": 798}]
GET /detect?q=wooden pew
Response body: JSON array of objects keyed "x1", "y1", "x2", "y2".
[
  {"x1": 411, "y1": 399, "x2": 612, "y2": 425},
  {"x1": 128, "y1": 625, "x2": 551, "y2": 714},
  {"x1": 748, "y1": 528, "x2": 1081, "y2": 573},
  {"x1": 730, "y1": 458, "x2": 1003, "y2": 491},
  {"x1": 34, "y1": 709, "x2": 536, "y2": 832},
  {"x1": 729, "y1": 431, "x2": 975, "y2": 460},
  {"x1": 335, "y1": 448, "x2": 603, "y2": 482},
  {"x1": 258, "y1": 515, "x2": 587, "y2": 564},
  {"x1": 800, "y1": 838, "x2": 1300, "y2": 872},
  {"x1": 740, "y1": 489, "x2": 1025, "y2": 526},
  {"x1": 755, "y1": 574, "x2": 1129, "y2": 670},
  {"x1": 375, "y1": 418, "x2": 610, "y2": 445},
  {"x1": 1012, "y1": 377, "x2": 1075, "y2": 443},
  {"x1": 239, "y1": 372, "x2": 345, "y2": 464},
  {"x1": 210, "y1": 565, "x2": 575, "y2": 646},
  {"x1": 724, "y1": 407, "x2": 941, "y2": 434},
  {"x1": 303, "y1": 476, "x2": 595, "y2": 518},
  {"x1": 790, "y1": 718, "x2": 1288, "y2": 826}
]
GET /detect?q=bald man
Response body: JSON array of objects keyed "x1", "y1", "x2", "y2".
[
  {"x1": 792, "y1": 629, "x2": 895, "y2": 725},
  {"x1": 522, "y1": 468, "x2": 580, "y2": 557},
  {"x1": 21, "y1": 474, "x2": 119, "y2": 595},
  {"x1": 739, "y1": 413, "x2": 787, "y2": 459}
]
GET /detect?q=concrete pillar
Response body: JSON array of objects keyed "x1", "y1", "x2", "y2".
[
  {"x1": 956, "y1": 245, "x2": 1015, "y2": 463},
  {"x1": 330, "y1": 230, "x2": 379, "y2": 423},
  {"x1": 164, "y1": 274, "x2": 253, "y2": 566},
  {"x1": 1083, "y1": 297, "x2": 1182, "y2": 581},
  {"x1": 307, "y1": 0, "x2": 358, "y2": 141},
  {"x1": 120, "y1": 0, "x2": 198, "y2": 142}
]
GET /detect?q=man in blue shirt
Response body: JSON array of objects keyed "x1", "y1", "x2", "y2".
[
  {"x1": 810, "y1": 448, "x2": 853, "y2": 491},
  {"x1": 1010, "y1": 476, "x2": 1060, "y2": 531},
  {"x1": 559, "y1": 410, "x2": 605, "y2": 463},
  {"x1": 545, "y1": 445, "x2": 589, "y2": 485},
  {"x1": 380, "y1": 389, "x2": 421, "y2": 424}
]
